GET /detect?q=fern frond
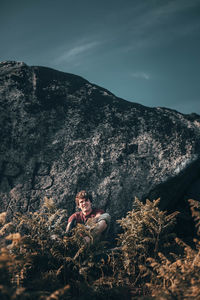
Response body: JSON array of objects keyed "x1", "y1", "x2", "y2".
[{"x1": 188, "y1": 199, "x2": 200, "y2": 235}]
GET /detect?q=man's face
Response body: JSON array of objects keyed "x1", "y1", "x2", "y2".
[{"x1": 78, "y1": 198, "x2": 92, "y2": 215}]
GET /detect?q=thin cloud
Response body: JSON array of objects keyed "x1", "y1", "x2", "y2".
[
  {"x1": 55, "y1": 41, "x2": 100, "y2": 64},
  {"x1": 155, "y1": 0, "x2": 200, "y2": 16},
  {"x1": 120, "y1": 0, "x2": 200, "y2": 52},
  {"x1": 131, "y1": 72, "x2": 150, "y2": 80}
]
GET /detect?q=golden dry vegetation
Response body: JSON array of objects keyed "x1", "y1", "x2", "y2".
[{"x1": 0, "y1": 196, "x2": 200, "y2": 299}]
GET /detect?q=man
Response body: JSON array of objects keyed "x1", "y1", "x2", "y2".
[{"x1": 66, "y1": 190, "x2": 111, "y2": 243}]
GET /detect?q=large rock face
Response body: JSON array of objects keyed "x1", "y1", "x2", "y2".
[{"x1": 0, "y1": 61, "x2": 200, "y2": 233}]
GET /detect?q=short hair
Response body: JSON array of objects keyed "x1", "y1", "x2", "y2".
[{"x1": 75, "y1": 190, "x2": 92, "y2": 206}]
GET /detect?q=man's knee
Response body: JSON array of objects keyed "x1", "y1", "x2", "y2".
[{"x1": 96, "y1": 213, "x2": 111, "y2": 226}]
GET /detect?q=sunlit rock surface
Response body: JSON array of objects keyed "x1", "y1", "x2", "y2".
[{"x1": 0, "y1": 61, "x2": 200, "y2": 234}]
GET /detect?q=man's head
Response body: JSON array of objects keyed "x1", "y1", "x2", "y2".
[{"x1": 75, "y1": 190, "x2": 93, "y2": 216}]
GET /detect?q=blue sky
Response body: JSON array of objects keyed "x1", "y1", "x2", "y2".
[{"x1": 0, "y1": 0, "x2": 200, "y2": 114}]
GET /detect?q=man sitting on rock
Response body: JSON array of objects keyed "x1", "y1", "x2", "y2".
[{"x1": 66, "y1": 190, "x2": 111, "y2": 244}]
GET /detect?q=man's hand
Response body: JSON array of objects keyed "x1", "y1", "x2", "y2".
[{"x1": 84, "y1": 236, "x2": 91, "y2": 244}]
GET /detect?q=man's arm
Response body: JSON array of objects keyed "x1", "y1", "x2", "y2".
[{"x1": 66, "y1": 217, "x2": 77, "y2": 235}]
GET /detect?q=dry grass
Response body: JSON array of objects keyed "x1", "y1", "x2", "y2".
[{"x1": 0, "y1": 196, "x2": 199, "y2": 299}]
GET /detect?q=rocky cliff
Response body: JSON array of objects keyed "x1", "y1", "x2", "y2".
[{"x1": 0, "y1": 61, "x2": 200, "y2": 235}]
